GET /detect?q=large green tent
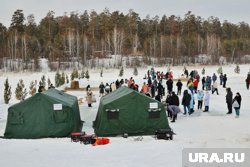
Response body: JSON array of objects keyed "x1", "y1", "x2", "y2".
[
  {"x1": 4, "y1": 88, "x2": 82, "y2": 139},
  {"x1": 93, "y1": 86, "x2": 170, "y2": 137}
]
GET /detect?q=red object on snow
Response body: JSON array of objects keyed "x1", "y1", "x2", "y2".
[{"x1": 93, "y1": 138, "x2": 110, "y2": 146}]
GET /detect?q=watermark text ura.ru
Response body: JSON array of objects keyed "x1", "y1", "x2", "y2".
[
  {"x1": 182, "y1": 148, "x2": 250, "y2": 167},
  {"x1": 189, "y1": 152, "x2": 244, "y2": 163}
]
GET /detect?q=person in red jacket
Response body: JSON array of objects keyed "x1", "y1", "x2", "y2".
[{"x1": 193, "y1": 78, "x2": 199, "y2": 93}]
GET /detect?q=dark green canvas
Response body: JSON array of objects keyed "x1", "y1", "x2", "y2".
[
  {"x1": 4, "y1": 88, "x2": 82, "y2": 139},
  {"x1": 93, "y1": 86, "x2": 170, "y2": 137}
]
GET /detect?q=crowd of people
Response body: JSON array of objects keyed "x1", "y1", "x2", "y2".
[{"x1": 86, "y1": 67, "x2": 248, "y2": 122}]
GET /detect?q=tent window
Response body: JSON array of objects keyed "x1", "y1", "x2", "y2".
[
  {"x1": 53, "y1": 110, "x2": 69, "y2": 123},
  {"x1": 148, "y1": 111, "x2": 160, "y2": 119},
  {"x1": 148, "y1": 108, "x2": 161, "y2": 119},
  {"x1": 10, "y1": 111, "x2": 24, "y2": 125},
  {"x1": 106, "y1": 109, "x2": 119, "y2": 120},
  {"x1": 107, "y1": 111, "x2": 119, "y2": 120}
]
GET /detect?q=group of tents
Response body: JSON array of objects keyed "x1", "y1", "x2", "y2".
[{"x1": 4, "y1": 86, "x2": 171, "y2": 139}]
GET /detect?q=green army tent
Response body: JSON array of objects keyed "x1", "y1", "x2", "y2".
[
  {"x1": 93, "y1": 86, "x2": 170, "y2": 137},
  {"x1": 4, "y1": 88, "x2": 82, "y2": 139}
]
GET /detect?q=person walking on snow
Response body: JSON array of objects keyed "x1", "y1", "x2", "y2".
[
  {"x1": 86, "y1": 88, "x2": 93, "y2": 107},
  {"x1": 176, "y1": 79, "x2": 183, "y2": 95},
  {"x1": 197, "y1": 90, "x2": 204, "y2": 110},
  {"x1": 226, "y1": 87, "x2": 233, "y2": 114},
  {"x1": 212, "y1": 81, "x2": 219, "y2": 95},
  {"x1": 223, "y1": 74, "x2": 227, "y2": 88},
  {"x1": 212, "y1": 73, "x2": 217, "y2": 83},
  {"x1": 182, "y1": 90, "x2": 191, "y2": 115},
  {"x1": 232, "y1": 92, "x2": 242, "y2": 118},
  {"x1": 203, "y1": 91, "x2": 210, "y2": 112}
]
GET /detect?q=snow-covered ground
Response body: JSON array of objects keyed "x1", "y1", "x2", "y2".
[{"x1": 0, "y1": 64, "x2": 250, "y2": 167}]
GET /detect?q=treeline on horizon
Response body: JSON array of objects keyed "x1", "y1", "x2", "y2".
[{"x1": 0, "y1": 9, "x2": 250, "y2": 71}]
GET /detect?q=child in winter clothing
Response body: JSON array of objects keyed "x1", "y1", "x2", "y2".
[
  {"x1": 197, "y1": 90, "x2": 204, "y2": 110},
  {"x1": 203, "y1": 91, "x2": 210, "y2": 112},
  {"x1": 176, "y1": 79, "x2": 183, "y2": 95},
  {"x1": 232, "y1": 92, "x2": 242, "y2": 118}
]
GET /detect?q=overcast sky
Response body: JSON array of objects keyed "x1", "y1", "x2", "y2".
[{"x1": 1, "y1": 0, "x2": 250, "y2": 27}]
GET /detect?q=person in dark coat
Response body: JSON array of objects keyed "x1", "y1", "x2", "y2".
[
  {"x1": 169, "y1": 91, "x2": 180, "y2": 106},
  {"x1": 201, "y1": 76, "x2": 206, "y2": 90},
  {"x1": 205, "y1": 76, "x2": 212, "y2": 90},
  {"x1": 212, "y1": 73, "x2": 217, "y2": 83},
  {"x1": 176, "y1": 79, "x2": 183, "y2": 95},
  {"x1": 99, "y1": 82, "x2": 105, "y2": 97},
  {"x1": 184, "y1": 69, "x2": 189, "y2": 78},
  {"x1": 232, "y1": 92, "x2": 242, "y2": 118},
  {"x1": 246, "y1": 77, "x2": 249, "y2": 90},
  {"x1": 165, "y1": 94, "x2": 172, "y2": 118},
  {"x1": 157, "y1": 82, "x2": 164, "y2": 99},
  {"x1": 148, "y1": 77, "x2": 152, "y2": 87},
  {"x1": 182, "y1": 90, "x2": 191, "y2": 115},
  {"x1": 223, "y1": 74, "x2": 227, "y2": 88},
  {"x1": 219, "y1": 73, "x2": 224, "y2": 85},
  {"x1": 166, "y1": 78, "x2": 173, "y2": 94},
  {"x1": 155, "y1": 94, "x2": 161, "y2": 102},
  {"x1": 226, "y1": 87, "x2": 233, "y2": 114}
]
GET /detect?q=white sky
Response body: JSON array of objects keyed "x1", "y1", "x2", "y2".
[{"x1": 1, "y1": 0, "x2": 250, "y2": 27}]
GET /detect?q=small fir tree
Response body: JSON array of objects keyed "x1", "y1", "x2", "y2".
[
  {"x1": 85, "y1": 70, "x2": 90, "y2": 79},
  {"x1": 133, "y1": 66, "x2": 138, "y2": 76},
  {"x1": 202, "y1": 68, "x2": 205, "y2": 75},
  {"x1": 4, "y1": 78, "x2": 11, "y2": 104},
  {"x1": 66, "y1": 75, "x2": 69, "y2": 84},
  {"x1": 234, "y1": 64, "x2": 240, "y2": 74},
  {"x1": 71, "y1": 68, "x2": 79, "y2": 80},
  {"x1": 47, "y1": 78, "x2": 51, "y2": 88},
  {"x1": 217, "y1": 66, "x2": 223, "y2": 74},
  {"x1": 40, "y1": 75, "x2": 46, "y2": 87},
  {"x1": 15, "y1": 79, "x2": 27, "y2": 101},
  {"x1": 61, "y1": 72, "x2": 66, "y2": 85},
  {"x1": 55, "y1": 71, "x2": 61, "y2": 87},
  {"x1": 81, "y1": 69, "x2": 85, "y2": 78},
  {"x1": 119, "y1": 66, "x2": 124, "y2": 77},
  {"x1": 29, "y1": 81, "x2": 36, "y2": 96}
]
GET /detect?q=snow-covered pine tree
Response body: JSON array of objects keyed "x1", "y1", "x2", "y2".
[
  {"x1": 47, "y1": 78, "x2": 51, "y2": 88},
  {"x1": 217, "y1": 66, "x2": 223, "y2": 74},
  {"x1": 119, "y1": 66, "x2": 124, "y2": 77},
  {"x1": 133, "y1": 66, "x2": 138, "y2": 76},
  {"x1": 71, "y1": 68, "x2": 79, "y2": 80},
  {"x1": 29, "y1": 81, "x2": 36, "y2": 96},
  {"x1": 55, "y1": 71, "x2": 61, "y2": 87},
  {"x1": 202, "y1": 68, "x2": 205, "y2": 75},
  {"x1": 15, "y1": 79, "x2": 27, "y2": 101},
  {"x1": 40, "y1": 75, "x2": 46, "y2": 88},
  {"x1": 4, "y1": 78, "x2": 11, "y2": 104},
  {"x1": 66, "y1": 75, "x2": 69, "y2": 84},
  {"x1": 61, "y1": 72, "x2": 66, "y2": 85},
  {"x1": 234, "y1": 64, "x2": 240, "y2": 74},
  {"x1": 85, "y1": 70, "x2": 90, "y2": 79},
  {"x1": 81, "y1": 69, "x2": 85, "y2": 78}
]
